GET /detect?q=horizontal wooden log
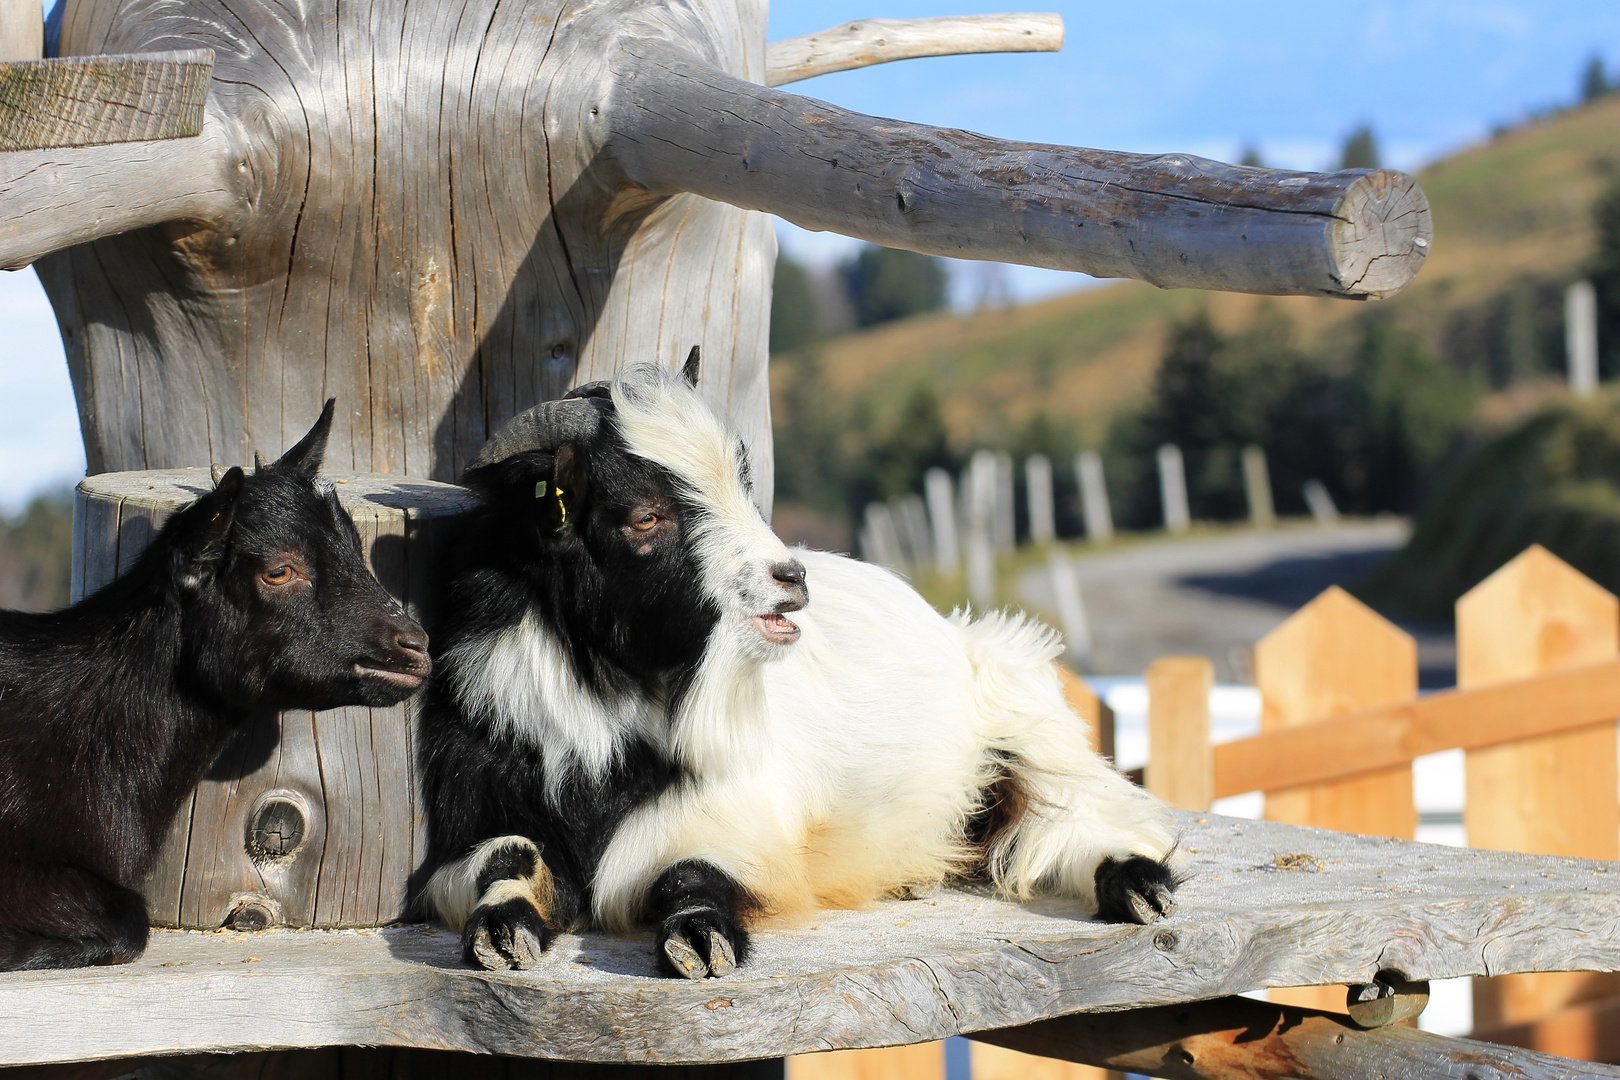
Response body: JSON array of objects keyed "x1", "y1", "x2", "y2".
[
  {"x1": 1214, "y1": 657, "x2": 1620, "y2": 799},
  {"x1": 765, "y1": 14, "x2": 1064, "y2": 87},
  {"x1": 610, "y1": 46, "x2": 1432, "y2": 298},
  {"x1": 970, "y1": 995, "x2": 1620, "y2": 1080},
  {"x1": 0, "y1": 50, "x2": 213, "y2": 151},
  {"x1": 3, "y1": 814, "x2": 1619, "y2": 1067}
]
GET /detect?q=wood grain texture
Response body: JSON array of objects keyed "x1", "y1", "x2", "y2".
[
  {"x1": 765, "y1": 14, "x2": 1063, "y2": 87},
  {"x1": 0, "y1": 0, "x2": 42, "y2": 61},
  {"x1": 612, "y1": 44, "x2": 1432, "y2": 299},
  {"x1": 74, "y1": 469, "x2": 474, "y2": 930},
  {"x1": 1253, "y1": 587, "x2": 1416, "y2": 841},
  {"x1": 971, "y1": 994, "x2": 1620, "y2": 1080},
  {"x1": 0, "y1": 49, "x2": 211, "y2": 150},
  {"x1": 1144, "y1": 657, "x2": 1211, "y2": 811},
  {"x1": 3, "y1": 813, "x2": 1619, "y2": 1067},
  {"x1": 1456, "y1": 546, "x2": 1620, "y2": 1033}
]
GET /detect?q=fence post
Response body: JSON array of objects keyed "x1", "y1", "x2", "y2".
[
  {"x1": 1076, "y1": 451, "x2": 1114, "y2": 543},
  {"x1": 1156, "y1": 445, "x2": 1190, "y2": 534},
  {"x1": 1145, "y1": 657, "x2": 1212, "y2": 811},
  {"x1": 1048, "y1": 551, "x2": 1093, "y2": 671},
  {"x1": 1026, "y1": 454, "x2": 1056, "y2": 544},
  {"x1": 994, "y1": 451, "x2": 1016, "y2": 552},
  {"x1": 1254, "y1": 585, "x2": 1416, "y2": 1014},
  {"x1": 1458, "y1": 546, "x2": 1620, "y2": 1041},
  {"x1": 893, "y1": 494, "x2": 934, "y2": 574},
  {"x1": 860, "y1": 502, "x2": 907, "y2": 575},
  {"x1": 1058, "y1": 666, "x2": 1114, "y2": 762},
  {"x1": 1567, "y1": 280, "x2": 1599, "y2": 398},
  {"x1": 966, "y1": 451, "x2": 997, "y2": 608},
  {"x1": 1241, "y1": 445, "x2": 1275, "y2": 527},
  {"x1": 924, "y1": 468, "x2": 960, "y2": 575}
]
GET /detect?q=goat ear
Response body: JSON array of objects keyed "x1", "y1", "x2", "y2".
[
  {"x1": 172, "y1": 466, "x2": 245, "y2": 591},
  {"x1": 681, "y1": 345, "x2": 700, "y2": 388},
  {"x1": 545, "y1": 443, "x2": 589, "y2": 533},
  {"x1": 275, "y1": 398, "x2": 337, "y2": 475}
]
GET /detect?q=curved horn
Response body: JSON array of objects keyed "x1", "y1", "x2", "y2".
[{"x1": 467, "y1": 397, "x2": 610, "y2": 470}]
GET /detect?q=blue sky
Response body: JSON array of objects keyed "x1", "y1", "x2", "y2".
[{"x1": 1, "y1": 1, "x2": 1617, "y2": 506}]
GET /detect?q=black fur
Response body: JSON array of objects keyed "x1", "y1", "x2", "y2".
[
  {"x1": 650, "y1": 860, "x2": 750, "y2": 980},
  {"x1": 0, "y1": 402, "x2": 430, "y2": 971},
  {"x1": 1094, "y1": 854, "x2": 1179, "y2": 924},
  {"x1": 412, "y1": 400, "x2": 741, "y2": 968}
]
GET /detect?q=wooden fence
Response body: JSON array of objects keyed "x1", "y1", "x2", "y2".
[{"x1": 790, "y1": 542, "x2": 1620, "y2": 1078}]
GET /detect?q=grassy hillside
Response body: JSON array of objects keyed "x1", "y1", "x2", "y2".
[{"x1": 784, "y1": 95, "x2": 1620, "y2": 449}]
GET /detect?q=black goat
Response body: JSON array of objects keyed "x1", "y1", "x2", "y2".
[
  {"x1": 0, "y1": 402, "x2": 431, "y2": 971},
  {"x1": 415, "y1": 365, "x2": 1176, "y2": 979}
]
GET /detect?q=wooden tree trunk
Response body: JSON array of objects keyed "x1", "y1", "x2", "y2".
[{"x1": 74, "y1": 470, "x2": 471, "y2": 929}]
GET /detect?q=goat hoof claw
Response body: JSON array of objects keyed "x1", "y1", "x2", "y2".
[
  {"x1": 705, "y1": 930, "x2": 736, "y2": 977},
  {"x1": 663, "y1": 933, "x2": 709, "y2": 980},
  {"x1": 1094, "y1": 854, "x2": 1180, "y2": 925},
  {"x1": 462, "y1": 898, "x2": 551, "y2": 971}
]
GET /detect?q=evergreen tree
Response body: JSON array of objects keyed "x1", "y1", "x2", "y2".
[
  {"x1": 769, "y1": 252, "x2": 819, "y2": 354},
  {"x1": 1340, "y1": 124, "x2": 1381, "y2": 170},
  {"x1": 1237, "y1": 144, "x2": 1264, "y2": 168},
  {"x1": 1582, "y1": 54, "x2": 1611, "y2": 104},
  {"x1": 842, "y1": 244, "x2": 949, "y2": 328}
]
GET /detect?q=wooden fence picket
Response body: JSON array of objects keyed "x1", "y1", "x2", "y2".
[
  {"x1": 1458, "y1": 546, "x2": 1620, "y2": 1045},
  {"x1": 1253, "y1": 586, "x2": 1417, "y2": 1013},
  {"x1": 1145, "y1": 657, "x2": 1213, "y2": 812}
]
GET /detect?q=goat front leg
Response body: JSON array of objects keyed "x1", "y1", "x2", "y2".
[
  {"x1": 0, "y1": 860, "x2": 149, "y2": 971},
  {"x1": 651, "y1": 860, "x2": 751, "y2": 980},
  {"x1": 425, "y1": 836, "x2": 558, "y2": 970}
]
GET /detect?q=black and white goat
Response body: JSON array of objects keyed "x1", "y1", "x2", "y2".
[
  {"x1": 417, "y1": 365, "x2": 1176, "y2": 977},
  {"x1": 0, "y1": 402, "x2": 431, "y2": 971}
]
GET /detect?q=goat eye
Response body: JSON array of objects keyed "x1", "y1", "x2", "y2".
[
  {"x1": 631, "y1": 512, "x2": 659, "y2": 532},
  {"x1": 261, "y1": 565, "x2": 295, "y2": 586}
]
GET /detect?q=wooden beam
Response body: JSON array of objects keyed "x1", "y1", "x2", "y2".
[
  {"x1": 1474, "y1": 993, "x2": 1620, "y2": 1064},
  {"x1": 1144, "y1": 657, "x2": 1211, "y2": 811},
  {"x1": 1212, "y1": 657, "x2": 1620, "y2": 799},
  {"x1": 969, "y1": 995, "x2": 1620, "y2": 1080},
  {"x1": 0, "y1": 0, "x2": 42, "y2": 62},
  {"x1": 765, "y1": 14, "x2": 1064, "y2": 87},
  {"x1": 0, "y1": 50, "x2": 213, "y2": 151},
  {"x1": 610, "y1": 47, "x2": 1432, "y2": 299}
]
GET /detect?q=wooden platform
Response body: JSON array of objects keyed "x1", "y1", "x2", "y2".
[{"x1": 4, "y1": 812, "x2": 1618, "y2": 1068}]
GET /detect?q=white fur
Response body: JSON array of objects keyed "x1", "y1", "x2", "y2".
[
  {"x1": 584, "y1": 369, "x2": 1175, "y2": 931},
  {"x1": 444, "y1": 613, "x2": 665, "y2": 799}
]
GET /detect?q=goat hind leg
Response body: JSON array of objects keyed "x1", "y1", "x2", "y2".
[
  {"x1": 426, "y1": 836, "x2": 558, "y2": 970},
  {"x1": 0, "y1": 861, "x2": 148, "y2": 971},
  {"x1": 651, "y1": 860, "x2": 751, "y2": 980}
]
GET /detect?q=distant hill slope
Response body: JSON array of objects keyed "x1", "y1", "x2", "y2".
[{"x1": 792, "y1": 95, "x2": 1620, "y2": 448}]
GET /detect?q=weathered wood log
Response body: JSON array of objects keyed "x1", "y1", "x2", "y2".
[
  {"x1": 73, "y1": 469, "x2": 474, "y2": 929},
  {"x1": 0, "y1": 50, "x2": 212, "y2": 151},
  {"x1": 2, "y1": 813, "x2": 1618, "y2": 1067},
  {"x1": 0, "y1": 0, "x2": 42, "y2": 61},
  {"x1": 970, "y1": 995, "x2": 1620, "y2": 1080},
  {"x1": 2, "y1": 0, "x2": 1431, "y2": 487},
  {"x1": 765, "y1": 14, "x2": 1064, "y2": 87}
]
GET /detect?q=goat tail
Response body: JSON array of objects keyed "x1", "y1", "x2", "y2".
[{"x1": 952, "y1": 609, "x2": 1176, "y2": 913}]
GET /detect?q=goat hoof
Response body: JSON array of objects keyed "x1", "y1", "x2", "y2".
[
  {"x1": 657, "y1": 907, "x2": 745, "y2": 979},
  {"x1": 662, "y1": 932, "x2": 709, "y2": 980},
  {"x1": 1094, "y1": 854, "x2": 1179, "y2": 925},
  {"x1": 462, "y1": 897, "x2": 551, "y2": 970},
  {"x1": 705, "y1": 930, "x2": 736, "y2": 977}
]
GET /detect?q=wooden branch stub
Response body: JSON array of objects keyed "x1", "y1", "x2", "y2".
[
  {"x1": 613, "y1": 49, "x2": 1433, "y2": 299},
  {"x1": 0, "y1": 49, "x2": 213, "y2": 152},
  {"x1": 970, "y1": 995, "x2": 1620, "y2": 1080},
  {"x1": 765, "y1": 14, "x2": 1064, "y2": 87},
  {"x1": 1346, "y1": 975, "x2": 1429, "y2": 1029}
]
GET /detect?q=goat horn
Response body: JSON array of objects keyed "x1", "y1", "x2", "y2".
[
  {"x1": 467, "y1": 397, "x2": 609, "y2": 470},
  {"x1": 210, "y1": 463, "x2": 227, "y2": 485},
  {"x1": 253, "y1": 450, "x2": 270, "y2": 471}
]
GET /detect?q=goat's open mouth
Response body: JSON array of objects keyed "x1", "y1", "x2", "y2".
[
  {"x1": 753, "y1": 613, "x2": 801, "y2": 644},
  {"x1": 354, "y1": 662, "x2": 429, "y2": 691}
]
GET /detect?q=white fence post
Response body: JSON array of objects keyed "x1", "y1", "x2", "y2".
[
  {"x1": 894, "y1": 494, "x2": 933, "y2": 574},
  {"x1": 1026, "y1": 453, "x2": 1055, "y2": 544},
  {"x1": 993, "y1": 451, "x2": 1016, "y2": 552},
  {"x1": 1302, "y1": 479, "x2": 1340, "y2": 525},
  {"x1": 1242, "y1": 444, "x2": 1275, "y2": 527},
  {"x1": 1156, "y1": 444, "x2": 1190, "y2": 534},
  {"x1": 1077, "y1": 450, "x2": 1114, "y2": 543},
  {"x1": 1567, "y1": 280, "x2": 1599, "y2": 398},
  {"x1": 967, "y1": 450, "x2": 998, "y2": 608},
  {"x1": 1047, "y1": 549, "x2": 1093, "y2": 668},
  {"x1": 924, "y1": 468, "x2": 959, "y2": 575},
  {"x1": 860, "y1": 502, "x2": 908, "y2": 574}
]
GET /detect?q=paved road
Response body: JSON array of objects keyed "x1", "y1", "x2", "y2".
[{"x1": 1016, "y1": 519, "x2": 1456, "y2": 687}]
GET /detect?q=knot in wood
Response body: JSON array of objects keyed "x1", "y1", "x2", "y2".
[
  {"x1": 1152, "y1": 929, "x2": 1179, "y2": 952},
  {"x1": 247, "y1": 792, "x2": 308, "y2": 861}
]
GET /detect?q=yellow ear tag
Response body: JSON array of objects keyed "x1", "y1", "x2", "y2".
[{"x1": 554, "y1": 485, "x2": 567, "y2": 526}]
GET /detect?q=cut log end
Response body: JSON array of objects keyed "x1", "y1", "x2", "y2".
[{"x1": 1329, "y1": 169, "x2": 1433, "y2": 299}]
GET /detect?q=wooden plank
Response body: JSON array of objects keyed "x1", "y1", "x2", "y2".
[
  {"x1": 970, "y1": 1041, "x2": 1112, "y2": 1080},
  {"x1": 0, "y1": 50, "x2": 213, "y2": 151},
  {"x1": 787, "y1": 1043, "x2": 940, "y2": 1080},
  {"x1": 1473, "y1": 993, "x2": 1620, "y2": 1064},
  {"x1": 1058, "y1": 666, "x2": 1114, "y2": 761},
  {"x1": 970, "y1": 994, "x2": 1620, "y2": 1080},
  {"x1": 618, "y1": 46, "x2": 1432, "y2": 299},
  {"x1": 1253, "y1": 587, "x2": 1415, "y2": 1013},
  {"x1": 1456, "y1": 546, "x2": 1620, "y2": 1033},
  {"x1": 1210, "y1": 657, "x2": 1620, "y2": 798},
  {"x1": 3, "y1": 813, "x2": 1619, "y2": 1067},
  {"x1": 766, "y1": 14, "x2": 1064, "y2": 87},
  {"x1": 1144, "y1": 657, "x2": 1211, "y2": 811},
  {"x1": 0, "y1": 0, "x2": 41, "y2": 64}
]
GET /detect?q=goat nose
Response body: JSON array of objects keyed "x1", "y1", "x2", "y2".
[
  {"x1": 393, "y1": 626, "x2": 429, "y2": 661},
  {"x1": 772, "y1": 560, "x2": 806, "y2": 587}
]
